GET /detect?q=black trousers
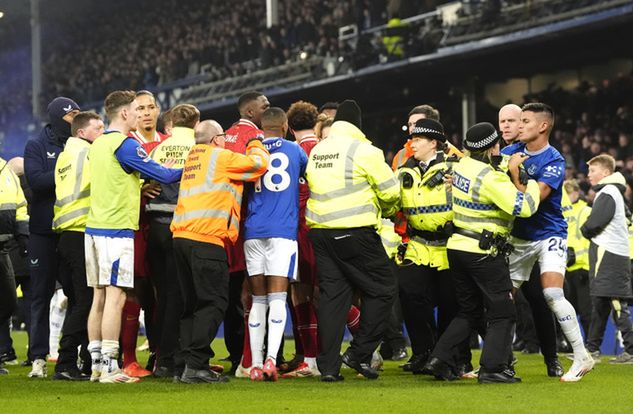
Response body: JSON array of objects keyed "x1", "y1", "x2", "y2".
[
  {"x1": 586, "y1": 296, "x2": 633, "y2": 354},
  {"x1": 0, "y1": 276, "x2": 30, "y2": 355},
  {"x1": 147, "y1": 221, "x2": 183, "y2": 369},
  {"x1": 380, "y1": 264, "x2": 406, "y2": 355},
  {"x1": 56, "y1": 231, "x2": 92, "y2": 372},
  {"x1": 0, "y1": 250, "x2": 16, "y2": 324},
  {"x1": 224, "y1": 270, "x2": 245, "y2": 366},
  {"x1": 433, "y1": 250, "x2": 515, "y2": 373},
  {"x1": 564, "y1": 269, "x2": 592, "y2": 337},
  {"x1": 28, "y1": 233, "x2": 68, "y2": 360},
  {"x1": 398, "y1": 263, "x2": 457, "y2": 355},
  {"x1": 309, "y1": 227, "x2": 396, "y2": 376},
  {"x1": 174, "y1": 238, "x2": 229, "y2": 370}
]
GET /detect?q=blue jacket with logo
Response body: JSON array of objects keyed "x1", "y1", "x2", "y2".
[{"x1": 24, "y1": 125, "x2": 66, "y2": 235}]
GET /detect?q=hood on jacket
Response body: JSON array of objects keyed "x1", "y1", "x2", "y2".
[
  {"x1": 47, "y1": 97, "x2": 80, "y2": 143},
  {"x1": 594, "y1": 171, "x2": 627, "y2": 194}
]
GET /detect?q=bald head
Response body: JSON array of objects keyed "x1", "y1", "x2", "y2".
[
  {"x1": 194, "y1": 120, "x2": 224, "y2": 146},
  {"x1": 7, "y1": 157, "x2": 24, "y2": 176},
  {"x1": 261, "y1": 107, "x2": 288, "y2": 138},
  {"x1": 498, "y1": 104, "x2": 522, "y2": 144}
]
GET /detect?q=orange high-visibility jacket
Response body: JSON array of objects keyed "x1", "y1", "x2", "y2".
[{"x1": 170, "y1": 140, "x2": 269, "y2": 247}]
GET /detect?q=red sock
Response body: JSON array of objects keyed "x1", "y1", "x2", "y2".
[
  {"x1": 295, "y1": 302, "x2": 319, "y2": 358},
  {"x1": 347, "y1": 305, "x2": 361, "y2": 336},
  {"x1": 121, "y1": 300, "x2": 141, "y2": 368},
  {"x1": 289, "y1": 303, "x2": 305, "y2": 356},
  {"x1": 241, "y1": 299, "x2": 253, "y2": 368}
]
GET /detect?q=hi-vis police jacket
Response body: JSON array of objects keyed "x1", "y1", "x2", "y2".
[
  {"x1": 448, "y1": 156, "x2": 540, "y2": 254},
  {"x1": 53, "y1": 137, "x2": 91, "y2": 232},
  {"x1": 399, "y1": 153, "x2": 453, "y2": 269},
  {"x1": 305, "y1": 121, "x2": 400, "y2": 229},
  {"x1": 0, "y1": 158, "x2": 29, "y2": 243},
  {"x1": 563, "y1": 193, "x2": 591, "y2": 272}
]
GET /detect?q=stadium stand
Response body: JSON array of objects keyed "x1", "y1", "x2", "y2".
[{"x1": 1, "y1": 0, "x2": 632, "y2": 194}]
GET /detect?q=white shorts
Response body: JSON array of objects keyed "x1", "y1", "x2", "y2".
[
  {"x1": 509, "y1": 236, "x2": 567, "y2": 289},
  {"x1": 244, "y1": 238, "x2": 298, "y2": 280},
  {"x1": 85, "y1": 234, "x2": 134, "y2": 288}
]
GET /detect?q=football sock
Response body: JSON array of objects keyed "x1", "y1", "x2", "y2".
[
  {"x1": 544, "y1": 287, "x2": 586, "y2": 359},
  {"x1": 267, "y1": 292, "x2": 288, "y2": 362},
  {"x1": 347, "y1": 305, "x2": 361, "y2": 335},
  {"x1": 304, "y1": 357, "x2": 318, "y2": 370},
  {"x1": 249, "y1": 295, "x2": 267, "y2": 368},
  {"x1": 295, "y1": 302, "x2": 319, "y2": 358},
  {"x1": 88, "y1": 340, "x2": 102, "y2": 368},
  {"x1": 289, "y1": 304, "x2": 304, "y2": 357},
  {"x1": 121, "y1": 300, "x2": 141, "y2": 367},
  {"x1": 102, "y1": 340, "x2": 120, "y2": 374}
]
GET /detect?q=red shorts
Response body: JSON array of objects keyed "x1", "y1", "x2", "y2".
[
  {"x1": 297, "y1": 227, "x2": 318, "y2": 286},
  {"x1": 134, "y1": 222, "x2": 151, "y2": 278},
  {"x1": 226, "y1": 235, "x2": 246, "y2": 273}
]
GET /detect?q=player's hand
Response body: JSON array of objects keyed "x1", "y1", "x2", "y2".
[
  {"x1": 142, "y1": 182, "x2": 161, "y2": 199},
  {"x1": 508, "y1": 153, "x2": 529, "y2": 171},
  {"x1": 443, "y1": 172, "x2": 453, "y2": 190},
  {"x1": 163, "y1": 158, "x2": 177, "y2": 168}
]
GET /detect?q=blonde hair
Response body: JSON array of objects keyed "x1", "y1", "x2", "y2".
[
  {"x1": 315, "y1": 114, "x2": 334, "y2": 141},
  {"x1": 587, "y1": 154, "x2": 616, "y2": 174},
  {"x1": 564, "y1": 179, "x2": 580, "y2": 194}
]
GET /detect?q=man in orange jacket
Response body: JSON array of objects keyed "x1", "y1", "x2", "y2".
[{"x1": 170, "y1": 120, "x2": 269, "y2": 384}]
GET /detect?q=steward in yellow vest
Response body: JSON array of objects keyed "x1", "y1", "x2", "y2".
[
  {"x1": 0, "y1": 156, "x2": 29, "y2": 327},
  {"x1": 145, "y1": 104, "x2": 200, "y2": 374},
  {"x1": 562, "y1": 180, "x2": 592, "y2": 336},
  {"x1": 305, "y1": 100, "x2": 399, "y2": 380},
  {"x1": 52, "y1": 111, "x2": 105, "y2": 379},
  {"x1": 427, "y1": 122, "x2": 539, "y2": 383}
]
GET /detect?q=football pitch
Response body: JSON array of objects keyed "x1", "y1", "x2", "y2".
[{"x1": 2, "y1": 332, "x2": 632, "y2": 414}]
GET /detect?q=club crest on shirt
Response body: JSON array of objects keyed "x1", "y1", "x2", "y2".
[
  {"x1": 136, "y1": 146, "x2": 149, "y2": 161},
  {"x1": 528, "y1": 164, "x2": 538, "y2": 176}
]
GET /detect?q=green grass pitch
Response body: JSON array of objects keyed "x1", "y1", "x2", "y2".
[{"x1": 2, "y1": 332, "x2": 632, "y2": 413}]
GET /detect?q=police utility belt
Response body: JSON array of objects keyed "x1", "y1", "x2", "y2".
[
  {"x1": 453, "y1": 226, "x2": 514, "y2": 257},
  {"x1": 408, "y1": 223, "x2": 453, "y2": 246}
]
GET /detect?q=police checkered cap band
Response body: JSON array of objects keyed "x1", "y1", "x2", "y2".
[
  {"x1": 465, "y1": 130, "x2": 498, "y2": 149},
  {"x1": 411, "y1": 126, "x2": 443, "y2": 136}
]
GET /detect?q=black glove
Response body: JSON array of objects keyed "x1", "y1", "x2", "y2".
[
  {"x1": 566, "y1": 246, "x2": 576, "y2": 267},
  {"x1": 16, "y1": 234, "x2": 28, "y2": 257}
]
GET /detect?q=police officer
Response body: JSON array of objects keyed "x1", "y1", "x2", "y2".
[
  {"x1": 305, "y1": 100, "x2": 400, "y2": 381},
  {"x1": 0, "y1": 156, "x2": 29, "y2": 374},
  {"x1": 424, "y1": 122, "x2": 540, "y2": 384},
  {"x1": 396, "y1": 118, "x2": 470, "y2": 374}
]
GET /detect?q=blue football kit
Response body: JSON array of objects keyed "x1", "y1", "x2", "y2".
[
  {"x1": 502, "y1": 142, "x2": 567, "y2": 241},
  {"x1": 244, "y1": 137, "x2": 308, "y2": 241}
]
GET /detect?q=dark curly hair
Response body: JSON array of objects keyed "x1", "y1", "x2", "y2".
[{"x1": 287, "y1": 100, "x2": 319, "y2": 131}]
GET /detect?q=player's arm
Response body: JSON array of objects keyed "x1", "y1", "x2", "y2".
[
  {"x1": 361, "y1": 146, "x2": 400, "y2": 218},
  {"x1": 225, "y1": 139, "x2": 270, "y2": 182},
  {"x1": 537, "y1": 182, "x2": 553, "y2": 201},
  {"x1": 115, "y1": 138, "x2": 182, "y2": 184},
  {"x1": 580, "y1": 194, "x2": 615, "y2": 239}
]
